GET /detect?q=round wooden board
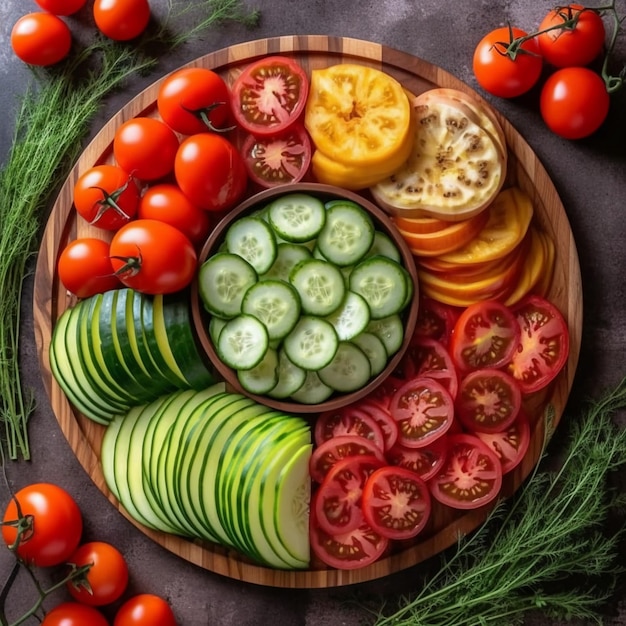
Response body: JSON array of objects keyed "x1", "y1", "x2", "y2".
[{"x1": 33, "y1": 35, "x2": 582, "y2": 588}]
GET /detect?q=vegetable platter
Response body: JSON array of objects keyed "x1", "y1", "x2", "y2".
[{"x1": 33, "y1": 35, "x2": 582, "y2": 588}]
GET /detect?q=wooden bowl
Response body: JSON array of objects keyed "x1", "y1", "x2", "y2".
[{"x1": 190, "y1": 182, "x2": 419, "y2": 414}]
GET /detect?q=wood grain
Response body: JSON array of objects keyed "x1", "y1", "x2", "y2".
[{"x1": 32, "y1": 35, "x2": 582, "y2": 588}]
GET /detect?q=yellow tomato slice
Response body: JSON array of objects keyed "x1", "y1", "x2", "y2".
[
  {"x1": 304, "y1": 64, "x2": 412, "y2": 167},
  {"x1": 504, "y1": 227, "x2": 548, "y2": 306},
  {"x1": 434, "y1": 187, "x2": 533, "y2": 265}
]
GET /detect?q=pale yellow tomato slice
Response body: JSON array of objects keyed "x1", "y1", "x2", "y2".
[
  {"x1": 504, "y1": 227, "x2": 548, "y2": 306},
  {"x1": 304, "y1": 64, "x2": 412, "y2": 167}
]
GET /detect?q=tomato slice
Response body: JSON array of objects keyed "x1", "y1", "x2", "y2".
[
  {"x1": 231, "y1": 55, "x2": 309, "y2": 137},
  {"x1": 413, "y1": 297, "x2": 461, "y2": 347},
  {"x1": 507, "y1": 294, "x2": 570, "y2": 394},
  {"x1": 314, "y1": 455, "x2": 385, "y2": 535},
  {"x1": 351, "y1": 398, "x2": 399, "y2": 451},
  {"x1": 429, "y1": 433, "x2": 503, "y2": 510},
  {"x1": 309, "y1": 435, "x2": 385, "y2": 484},
  {"x1": 309, "y1": 500, "x2": 388, "y2": 570},
  {"x1": 455, "y1": 368, "x2": 522, "y2": 434},
  {"x1": 389, "y1": 377, "x2": 455, "y2": 448},
  {"x1": 450, "y1": 299, "x2": 521, "y2": 372},
  {"x1": 475, "y1": 409, "x2": 530, "y2": 474},
  {"x1": 361, "y1": 466, "x2": 432, "y2": 540},
  {"x1": 386, "y1": 434, "x2": 448, "y2": 481},
  {"x1": 315, "y1": 406, "x2": 386, "y2": 451},
  {"x1": 241, "y1": 123, "x2": 312, "y2": 188}
]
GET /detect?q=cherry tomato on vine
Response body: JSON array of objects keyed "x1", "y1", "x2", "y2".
[
  {"x1": 73, "y1": 165, "x2": 140, "y2": 231},
  {"x1": 540, "y1": 67, "x2": 610, "y2": 139},
  {"x1": 58, "y1": 238, "x2": 121, "y2": 298},
  {"x1": 42, "y1": 603, "x2": 109, "y2": 626},
  {"x1": 35, "y1": 0, "x2": 86, "y2": 15},
  {"x1": 2, "y1": 483, "x2": 83, "y2": 567},
  {"x1": 114, "y1": 594, "x2": 178, "y2": 626},
  {"x1": 174, "y1": 133, "x2": 248, "y2": 212},
  {"x1": 231, "y1": 55, "x2": 309, "y2": 136},
  {"x1": 113, "y1": 117, "x2": 179, "y2": 181},
  {"x1": 67, "y1": 541, "x2": 129, "y2": 606},
  {"x1": 109, "y1": 219, "x2": 197, "y2": 295},
  {"x1": 537, "y1": 4, "x2": 605, "y2": 68},
  {"x1": 93, "y1": 0, "x2": 150, "y2": 41},
  {"x1": 11, "y1": 13, "x2": 72, "y2": 67},
  {"x1": 138, "y1": 183, "x2": 211, "y2": 245},
  {"x1": 473, "y1": 26, "x2": 543, "y2": 98},
  {"x1": 157, "y1": 67, "x2": 233, "y2": 135}
]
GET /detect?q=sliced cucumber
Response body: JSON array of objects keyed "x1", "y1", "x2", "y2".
[
  {"x1": 198, "y1": 252, "x2": 257, "y2": 319},
  {"x1": 317, "y1": 341, "x2": 371, "y2": 392},
  {"x1": 349, "y1": 255, "x2": 409, "y2": 319},
  {"x1": 208, "y1": 316, "x2": 227, "y2": 345},
  {"x1": 237, "y1": 348, "x2": 279, "y2": 395},
  {"x1": 267, "y1": 192, "x2": 326, "y2": 243},
  {"x1": 217, "y1": 314, "x2": 269, "y2": 371},
  {"x1": 289, "y1": 258, "x2": 345, "y2": 316},
  {"x1": 283, "y1": 316, "x2": 338, "y2": 371},
  {"x1": 225, "y1": 216, "x2": 277, "y2": 275},
  {"x1": 242, "y1": 279, "x2": 301, "y2": 341},
  {"x1": 351, "y1": 331, "x2": 388, "y2": 376},
  {"x1": 316, "y1": 201, "x2": 374, "y2": 266},
  {"x1": 290, "y1": 370, "x2": 334, "y2": 404},
  {"x1": 324, "y1": 290, "x2": 370, "y2": 341},
  {"x1": 261, "y1": 242, "x2": 312, "y2": 282},
  {"x1": 267, "y1": 349, "x2": 306, "y2": 399},
  {"x1": 366, "y1": 314, "x2": 405, "y2": 356},
  {"x1": 367, "y1": 230, "x2": 402, "y2": 263}
]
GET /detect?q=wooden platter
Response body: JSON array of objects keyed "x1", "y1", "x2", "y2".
[{"x1": 33, "y1": 35, "x2": 583, "y2": 588}]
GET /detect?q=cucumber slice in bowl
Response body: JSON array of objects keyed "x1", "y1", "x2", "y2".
[
  {"x1": 217, "y1": 314, "x2": 269, "y2": 371},
  {"x1": 283, "y1": 316, "x2": 339, "y2": 371},
  {"x1": 317, "y1": 341, "x2": 372, "y2": 392},
  {"x1": 225, "y1": 215, "x2": 277, "y2": 275},
  {"x1": 267, "y1": 192, "x2": 326, "y2": 243},
  {"x1": 289, "y1": 258, "x2": 345, "y2": 316}
]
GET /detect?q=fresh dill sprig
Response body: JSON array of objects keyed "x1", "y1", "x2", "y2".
[
  {"x1": 369, "y1": 377, "x2": 626, "y2": 626},
  {"x1": 0, "y1": 0, "x2": 258, "y2": 461}
]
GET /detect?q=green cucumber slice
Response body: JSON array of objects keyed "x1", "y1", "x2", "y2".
[
  {"x1": 283, "y1": 316, "x2": 338, "y2": 371},
  {"x1": 351, "y1": 331, "x2": 388, "y2": 376},
  {"x1": 290, "y1": 370, "x2": 334, "y2": 404},
  {"x1": 366, "y1": 314, "x2": 405, "y2": 356},
  {"x1": 317, "y1": 341, "x2": 372, "y2": 392},
  {"x1": 289, "y1": 258, "x2": 345, "y2": 316},
  {"x1": 324, "y1": 290, "x2": 371, "y2": 341},
  {"x1": 225, "y1": 216, "x2": 277, "y2": 275},
  {"x1": 237, "y1": 348, "x2": 279, "y2": 395},
  {"x1": 216, "y1": 314, "x2": 269, "y2": 371},
  {"x1": 267, "y1": 192, "x2": 326, "y2": 243},
  {"x1": 242, "y1": 279, "x2": 301, "y2": 340},
  {"x1": 267, "y1": 349, "x2": 306, "y2": 399},
  {"x1": 262, "y1": 242, "x2": 312, "y2": 282}
]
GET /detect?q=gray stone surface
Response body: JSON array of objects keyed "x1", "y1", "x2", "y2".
[{"x1": 1, "y1": 0, "x2": 625, "y2": 624}]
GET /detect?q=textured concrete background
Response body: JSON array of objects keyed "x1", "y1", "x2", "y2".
[{"x1": 1, "y1": 0, "x2": 625, "y2": 624}]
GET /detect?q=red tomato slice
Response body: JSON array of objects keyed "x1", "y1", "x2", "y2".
[
  {"x1": 430, "y1": 433, "x2": 503, "y2": 510},
  {"x1": 450, "y1": 299, "x2": 521, "y2": 372},
  {"x1": 309, "y1": 435, "x2": 385, "y2": 485},
  {"x1": 362, "y1": 466, "x2": 432, "y2": 540},
  {"x1": 231, "y1": 55, "x2": 309, "y2": 136},
  {"x1": 389, "y1": 377, "x2": 455, "y2": 448},
  {"x1": 241, "y1": 123, "x2": 312, "y2": 188},
  {"x1": 314, "y1": 455, "x2": 385, "y2": 535},
  {"x1": 386, "y1": 435, "x2": 448, "y2": 482},
  {"x1": 507, "y1": 294, "x2": 570, "y2": 394},
  {"x1": 455, "y1": 368, "x2": 522, "y2": 434},
  {"x1": 351, "y1": 398, "x2": 399, "y2": 451},
  {"x1": 413, "y1": 297, "x2": 461, "y2": 347},
  {"x1": 309, "y1": 500, "x2": 388, "y2": 570},
  {"x1": 475, "y1": 409, "x2": 530, "y2": 474},
  {"x1": 315, "y1": 406, "x2": 385, "y2": 451}
]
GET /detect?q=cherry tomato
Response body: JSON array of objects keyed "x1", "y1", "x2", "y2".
[
  {"x1": 11, "y1": 12, "x2": 72, "y2": 67},
  {"x1": 429, "y1": 433, "x2": 503, "y2": 510},
  {"x1": 109, "y1": 219, "x2": 197, "y2": 295},
  {"x1": 473, "y1": 27, "x2": 543, "y2": 98},
  {"x1": 386, "y1": 434, "x2": 449, "y2": 482},
  {"x1": 315, "y1": 407, "x2": 386, "y2": 451},
  {"x1": 309, "y1": 500, "x2": 388, "y2": 570},
  {"x1": 138, "y1": 183, "x2": 211, "y2": 245},
  {"x1": 157, "y1": 67, "x2": 233, "y2": 135},
  {"x1": 174, "y1": 133, "x2": 247, "y2": 212},
  {"x1": 362, "y1": 466, "x2": 432, "y2": 540},
  {"x1": 241, "y1": 123, "x2": 312, "y2": 188},
  {"x1": 93, "y1": 0, "x2": 150, "y2": 41},
  {"x1": 507, "y1": 294, "x2": 570, "y2": 394},
  {"x1": 537, "y1": 4, "x2": 605, "y2": 68},
  {"x1": 67, "y1": 541, "x2": 129, "y2": 606},
  {"x1": 314, "y1": 455, "x2": 385, "y2": 535},
  {"x1": 58, "y1": 238, "x2": 121, "y2": 298},
  {"x1": 73, "y1": 165, "x2": 140, "y2": 231},
  {"x1": 113, "y1": 117, "x2": 179, "y2": 181},
  {"x1": 231, "y1": 55, "x2": 309, "y2": 136},
  {"x1": 475, "y1": 409, "x2": 531, "y2": 474},
  {"x1": 114, "y1": 594, "x2": 177, "y2": 626},
  {"x1": 35, "y1": 0, "x2": 86, "y2": 15},
  {"x1": 455, "y1": 368, "x2": 522, "y2": 434},
  {"x1": 42, "y1": 603, "x2": 109, "y2": 626},
  {"x1": 449, "y1": 299, "x2": 521, "y2": 372},
  {"x1": 389, "y1": 377, "x2": 455, "y2": 448},
  {"x1": 309, "y1": 435, "x2": 385, "y2": 484},
  {"x1": 540, "y1": 67, "x2": 610, "y2": 139},
  {"x1": 2, "y1": 483, "x2": 82, "y2": 567}
]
